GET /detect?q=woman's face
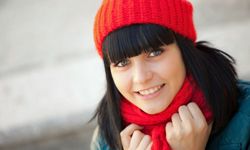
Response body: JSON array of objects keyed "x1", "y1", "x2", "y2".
[{"x1": 110, "y1": 43, "x2": 186, "y2": 114}]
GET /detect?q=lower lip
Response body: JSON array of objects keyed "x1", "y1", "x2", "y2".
[{"x1": 136, "y1": 84, "x2": 165, "y2": 100}]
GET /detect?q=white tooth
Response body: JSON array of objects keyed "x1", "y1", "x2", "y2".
[
  {"x1": 153, "y1": 87, "x2": 159, "y2": 92},
  {"x1": 140, "y1": 90, "x2": 146, "y2": 95},
  {"x1": 139, "y1": 85, "x2": 162, "y2": 95},
  {"x1": 148, "y1": 89, "x2": 153, "y2": 94},
  {"x1": 143, "y1": 90, "x2": 150, "y2": 95}
]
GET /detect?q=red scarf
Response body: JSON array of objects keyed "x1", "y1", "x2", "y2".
[{"x1": 120, "y1": 76, "x2": 213, "y2": 150}]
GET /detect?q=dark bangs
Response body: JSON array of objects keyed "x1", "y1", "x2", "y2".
[{"x1": 102, "y1": 24, "x2": 175, "y2": 64}]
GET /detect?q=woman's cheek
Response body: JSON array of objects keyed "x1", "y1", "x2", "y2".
[{"x1": 112, "y1": 71, "x2": 131, "y2": 94}]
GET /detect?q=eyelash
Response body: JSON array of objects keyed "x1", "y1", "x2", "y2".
[
  {"x1": 148, "y1": 48, "x2": 164, "y2": 57},
  {"x1": 114, "y1": 59, "x2": 129, "y2": 67},
  {"x1": 112, "y1": 48, "x2": 164, "y2": 67}
]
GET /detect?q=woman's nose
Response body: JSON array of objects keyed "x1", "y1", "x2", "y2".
[{"x1": 132, "y1": 62, "x2": 153, "y2": 84}]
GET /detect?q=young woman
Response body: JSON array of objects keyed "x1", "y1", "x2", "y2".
[{"x1": 90, "y1": 0, "x2": 250, "y2": 149}]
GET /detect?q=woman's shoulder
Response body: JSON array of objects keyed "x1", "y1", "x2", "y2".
[
  {"x1": 237, "y1": 80, "x2": 250, "y2": 115},
  {"x1": 90, "y1": 126, "x2": 111, "y2": 150},
  {"x1": 206, "y1": 80, "x2": 250, "y2": 149},
  {"x1": 237, "y1": 80, "x2": 250, "y2": 96},
  {"x1": 237, "y1": 80, "x2": 250, "y2": 97}
]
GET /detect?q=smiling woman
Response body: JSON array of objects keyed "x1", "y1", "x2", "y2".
[
  {"x1": 111, "y1": 43, "x2": 185, "y2": 115},
  {"x1": 90, "y1": 0, "x2": 250, "y2": 150},
  {"x1": 106, "y1": 25, "x2": 186, "y2": 115}
]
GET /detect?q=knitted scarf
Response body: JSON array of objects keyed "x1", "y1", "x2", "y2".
[{"x1": 120, "y1": 76, "x2": 213, "y2": 150}]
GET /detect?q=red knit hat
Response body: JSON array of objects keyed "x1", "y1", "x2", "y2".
[{"x1": 94, "y1": 0, "x2": 197, "y2": 57}]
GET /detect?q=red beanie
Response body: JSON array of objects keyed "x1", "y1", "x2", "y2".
[{"x1": 94, "y1": 0, "x2": 197, "y2": 57}]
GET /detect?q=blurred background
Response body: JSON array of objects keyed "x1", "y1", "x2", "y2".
[{"x1": 0, "y1": 0, "x2": 249, "y2": 150}]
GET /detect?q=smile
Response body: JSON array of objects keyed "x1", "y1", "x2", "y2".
[{"x1": 137, "y1": 84, "x2": 165, "y2": 96}]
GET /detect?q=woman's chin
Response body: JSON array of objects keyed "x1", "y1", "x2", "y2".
[{"x1": 141, "y1": 106, "x2": 167, "y2": 115}]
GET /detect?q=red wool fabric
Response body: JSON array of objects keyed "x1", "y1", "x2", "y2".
[
  {"x1": 121, "y1": 76, "x2": 213, "y2": 150},
  {"x1": 94, "y1": 0, "x2": 197, "y2": 57}
]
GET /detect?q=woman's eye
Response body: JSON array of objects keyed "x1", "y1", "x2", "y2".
[
  {"x1": 115, "y1": 59, "x2": 129, "y2": 67},
  {"x1": 148, "y1": 49, "x2": 163, "y2": 57}
]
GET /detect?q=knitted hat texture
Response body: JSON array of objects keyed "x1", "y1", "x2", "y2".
[{"x1": 94, "y1": 0, "x2": 197, "y2": 57}]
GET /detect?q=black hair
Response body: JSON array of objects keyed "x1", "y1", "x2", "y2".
[{"x1": 92, "y1": 24, "x2": 238, "y2": 149}]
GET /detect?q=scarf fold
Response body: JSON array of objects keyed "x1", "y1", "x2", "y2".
[{"x1": 121, "y1": 76, "x2": 213, "y2": 150}]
